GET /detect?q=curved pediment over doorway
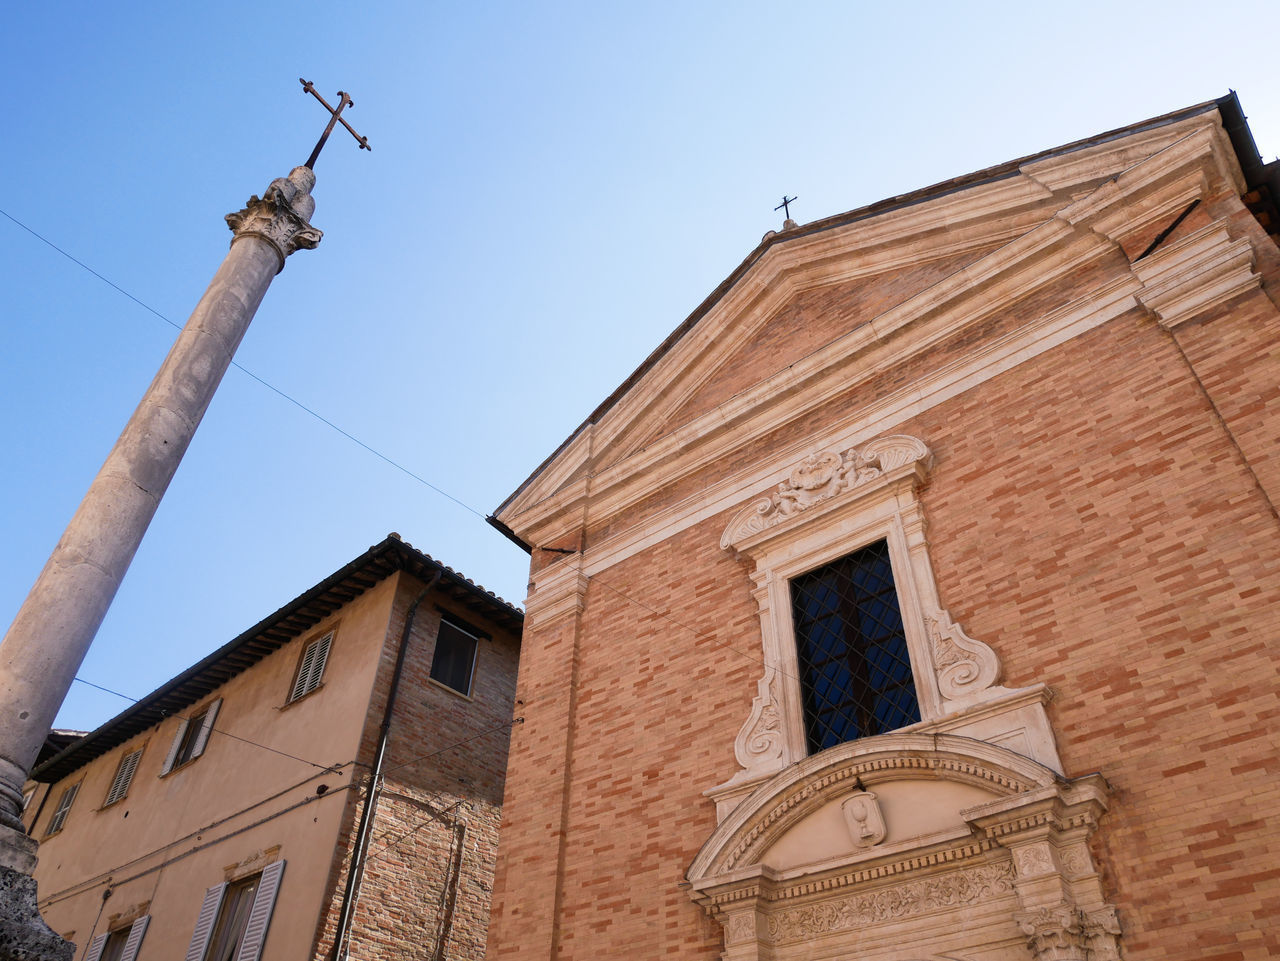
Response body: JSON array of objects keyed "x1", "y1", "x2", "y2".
[{"x1": 687, "y1": 735, "x2": 1122, "y2": 961}]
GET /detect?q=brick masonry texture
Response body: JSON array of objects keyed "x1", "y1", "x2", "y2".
[
  {"x1": 488, "y1": 184, "x2": 1280, "y2": 956},
  {"x1": 314, "y1": 573, "x2": 520, "y2": 961}
]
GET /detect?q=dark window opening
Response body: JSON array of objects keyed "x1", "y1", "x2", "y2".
[
  {"x1": 173, "y1": 708, "x2": 208, "y2": 769},
  {"x1": 430, "y1": 620, "x2": 479, "y2": 696},
  {"x1": 790, "y1": 539, "x2": 921, "y2": 752}
]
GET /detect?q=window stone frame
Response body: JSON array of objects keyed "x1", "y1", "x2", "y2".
[{"x1": 710, "y1": 435, "x2": 1057, "y2": 819}]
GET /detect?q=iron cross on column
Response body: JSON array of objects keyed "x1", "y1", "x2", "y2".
[
  {"x1": 300, "y1": 78, "x2": 372, "y2": 169},
  {"x1": 775, "y1": 195, "x2": 798, "y2": 220}
]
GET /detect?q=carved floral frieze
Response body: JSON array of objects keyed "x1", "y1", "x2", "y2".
[{"x1": 767, "y1": 862, "x2": 1016, "y2": 944}]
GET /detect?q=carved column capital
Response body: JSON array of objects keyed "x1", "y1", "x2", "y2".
[
  {"x1": 1016, "y1": 905, "x2": 1089, "y2": 961},
  {"x1": 226, "y1": 165, "x2": 323, "y2": 272},
  {"x1": 1015, "y1": 903, "x2": 1122, "y2": 961}
]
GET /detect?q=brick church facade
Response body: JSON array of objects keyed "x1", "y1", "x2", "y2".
[{"x1": 487, "y1": 94, "x2": 1280, "y2": 959}]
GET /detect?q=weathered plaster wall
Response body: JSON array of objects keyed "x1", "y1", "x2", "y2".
[{"x1": 27, "y1": 576, "x2": 399, "y2": 958}]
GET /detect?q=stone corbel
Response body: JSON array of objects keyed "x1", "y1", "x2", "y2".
[{"x1": 1133, "y1": 219, "x2": 1261, "y2": 330}]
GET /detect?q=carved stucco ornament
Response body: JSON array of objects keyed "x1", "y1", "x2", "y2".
[
  {"x1": 735, "y1": 685, "x2": 786, "y2": 770},
  {"x1": 225, "y1": 166, "x2": 324, "y2": 272},
  {"x1": 717, "y1": 435, "x2": 1019, "y2": 802},
  {"x1": 1015, "y1": 904, "x2": 1122, "y2": 961},
  {"x1": 841, "y1": 791, "x2": 886, "y2": 849},
  {"x1": 926, "y1": 611, "x2": 1001, "y2": 701},
  {"x1": 720, "y1": 435, "x2": 931, "y2": 550}
]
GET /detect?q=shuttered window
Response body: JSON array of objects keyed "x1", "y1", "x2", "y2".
[
  {"x1": 85, "y1": 915, "x2": 149, "y2": 961},
  {"x1": 185, "y1": 860, "x2": 285, "y2": 961},
  {"x1": 289, "y1": 631, "x2": 334, "y2": 703},
  {"x1": 46, "y1": 782, "x2": 79, "y2": 835},
  {"x1": 429, "y1": 620, "x2": 479, "y2": 696},
  {"x1": 162, "y1": 699, "x2": 222, "y2": 774},
  {"x1": 104, "y1": 748, "x2": 144, "y2": 807}
]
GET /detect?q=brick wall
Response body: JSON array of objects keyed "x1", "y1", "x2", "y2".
[
  {"x1": 488, "y1": 188, "x2": 1280, "y2": 957},
  {"x1": 315, "y1": 572, "x2": 521, "y2": 960}
]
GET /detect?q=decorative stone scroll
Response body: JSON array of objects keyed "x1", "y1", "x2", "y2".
[
  {"x1": 720, "y1": 436, "x2": 931, "y2": 551},
  {"x1": 926, "y1": 612, "x2": 1001, "y2": 702},
  {"x1": 710, "y1": 434, "x2": 1050, "y2": 817},
  {"x1": 734, "y1": 675, "x2": 787, "y2": 771}
]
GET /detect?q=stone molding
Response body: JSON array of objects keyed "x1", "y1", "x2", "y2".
[
  {"x1": 225, "y1": 166, "x2": 323, "y2": 272},
  {"x1": 687, "y1": 737, "x2": 1120, "y2": 961},
  {"x1": 523, "y1": 564, "x2": 590, "y2": 626},
  {"x1": 710, "y1": 436, "x2": 1035, "y2": 801},
  {"x1": 496, "y1": 111, "x2": 1246, "y2": 549},
  {"x1": 694, "y1": 735, "x2": 1054, "y2": 879},
  {"x1": 1133, "y1": 219, "x2": 1262, "y2": 329},
  {"x1": 720, "y1": 436, "x2": 931, "y2": 552},
  {"x1": 767, "y1": 861, "x2": 1016, "y2": 944}
]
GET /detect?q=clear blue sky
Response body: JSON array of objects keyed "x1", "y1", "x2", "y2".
[{"x1": 3, "y1": 1, "x2": 1278, "y2": 732}]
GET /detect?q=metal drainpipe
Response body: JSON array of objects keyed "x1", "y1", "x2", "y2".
[{"x1": 329, "y1": 568, "x2": 441, "y2": 961}]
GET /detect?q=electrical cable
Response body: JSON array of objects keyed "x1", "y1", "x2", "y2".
[
  {"x1": 0, "y1": 206, "x2": 486, "y2": 522},
  {"x1": 70, "y1": 676, "x2": 339, "y2": 773},
  {"x1": 360, "y1": 799, "x2": 464, "y2": 869},
  {"x1": 5, "y1": 206, "x2": 809, "y2": 720}
]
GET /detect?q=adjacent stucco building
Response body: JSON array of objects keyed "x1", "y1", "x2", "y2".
[
  {"x1": 487, "y1": 94, "x2": 1280, "y2": 959},
  {"x1": 23, "y1": 534, "x2": 522, "y2": 961}
]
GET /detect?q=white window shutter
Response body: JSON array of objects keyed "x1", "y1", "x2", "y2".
[
  {"x1": 185, "y1": 883, "x2": 226, "y2": 961},
  {"x1": 48, "y1": 782, "x2": 78, "y2": 834},
  {"x1": 119, "y1": 915, "x2": 150, "y2": 961},
  {"x1": 84, "y1": 933, "x2": 108, "y2": 961},
  {"x1": 105, "y1": 749, "x2": 143, "y2": 806},
  {"x1": 163, "y1": 717, "x2": 190, "y2": 775},
  {"x1": 290, "y1": 632, "x2": 333, "y2": 702},
  {"x1": 234, "y1": 859, "x2": 285, "y2": 961},
  {"x1": 311, "y1": 633, "x2": 332, "y2": 685},
  {"x1": 191, "y1": 699, "x2": 221, "y2": 760},
  {"x1": 290, "y1": 644, "x2": 319, "y2": 702}
]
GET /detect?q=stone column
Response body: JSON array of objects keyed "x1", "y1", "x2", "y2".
[{"x1": 0, "y1": 166, "x2": 322, "y2": 960}]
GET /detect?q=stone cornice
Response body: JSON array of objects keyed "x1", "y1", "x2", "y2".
[
  {"x1": 532, "y1": 273, "x2": 1141, "y2": 575},
  {"x1": 688, "y1": 734, "x2": 1061, "y2": 881},
  {"x1": 500, "y1": 115, "x2": 1243, "y2": 549},
  {"x1": 1134, "y1": 219, "x2": 1262, "y2": 329},
  {"x1": 524, "y1": 563, "x2": 590, "y2": 626}
]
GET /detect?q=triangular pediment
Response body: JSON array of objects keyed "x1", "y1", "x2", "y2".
[
  {"x1": 496, "y1": 105, "x2": 1246, "y2": 545},
  {"x1": 625, "y1": 245, "x2": 1004, "y2": 458}
]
